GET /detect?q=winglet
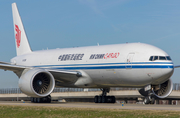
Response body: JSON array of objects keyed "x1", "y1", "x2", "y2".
[{"x1": 12, "y1": 3, "x2": 32, "y2": 56}]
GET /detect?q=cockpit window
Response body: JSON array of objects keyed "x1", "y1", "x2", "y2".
[
  {"x1": 149, "y1": 56, "x2": 172, "y2": 61},
  {"x1": 159, "y1": 56, "x2": 166, "y2": 60},
  {"x1": 149, "y1": 56, "x2": 153, "y2": 61},
  {"x1": 166, "y1": 56, "x2": 172, "y2": 60},
  {"x1": 154, "y1": 56, "x2": 158, "y2": 61}
]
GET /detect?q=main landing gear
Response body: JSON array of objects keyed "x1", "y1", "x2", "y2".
[
  {"x1": 94, "y1": 88, "x2": 116, "y2": 103},
  {"x1": 31, "y1": 95, "x2": 51, "y2": 103}
]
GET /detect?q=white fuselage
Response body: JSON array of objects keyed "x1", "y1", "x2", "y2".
[{"x1": 11, "y1": 43, "x2": 174, "y2": 88}]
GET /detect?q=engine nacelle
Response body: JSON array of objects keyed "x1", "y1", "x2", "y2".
[
  {"x1": 139, "y1": 78, "x2": 173, "y2": 99},
  {"x1": 152, "y1": 79, "x2": 173, "y2": 98},
  {"x1": 19, "y1": 69, "x2": 55, "y2": 97}
]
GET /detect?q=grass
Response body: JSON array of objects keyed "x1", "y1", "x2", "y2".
[{"x1": 0, "y1": 105, "x2": 180, "y2": 118}]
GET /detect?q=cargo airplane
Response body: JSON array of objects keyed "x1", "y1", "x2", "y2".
[{"x1": 0, "y1": 3, "x2": 178, "y2": 104}]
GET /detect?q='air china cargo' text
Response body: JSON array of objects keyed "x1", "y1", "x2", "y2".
[{"x1": 89, "y1": 52, "x2": 120, "y2": 59}]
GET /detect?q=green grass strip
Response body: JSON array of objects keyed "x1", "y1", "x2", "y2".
[{"x1": 0, "y1": 105, "x2": 179, "y2": 118}]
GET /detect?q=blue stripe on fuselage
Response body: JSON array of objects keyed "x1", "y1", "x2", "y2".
[
  {"x1": 52, "y1": 65, "x2": 173, "y2": 70},
  {"x1": 33, "y1": 62, "x2": 174, "y2": 70}
]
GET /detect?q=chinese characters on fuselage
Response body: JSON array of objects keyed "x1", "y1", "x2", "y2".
[
  {"x1": 58, "y1": 54, "x2": 84, "y2": 61},
  {"x1": 58, "y1": 52, "x2": 120, "y2": 61}
]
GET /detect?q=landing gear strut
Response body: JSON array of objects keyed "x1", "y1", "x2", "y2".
[
  {"x1": 31, "y1": 95, "x2": 51, "y2": 103},
  {"x1": 94, "y1": 88, "x2": 116, "y2": 103}
]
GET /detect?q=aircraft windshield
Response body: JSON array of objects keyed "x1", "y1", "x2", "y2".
[{"x1": 149, "y1": 56, "x2": 172, "y2": 61}]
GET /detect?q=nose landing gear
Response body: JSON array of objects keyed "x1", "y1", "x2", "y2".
[{"x1": 144, "y1": 95, "x2": 155, "y2": 104}]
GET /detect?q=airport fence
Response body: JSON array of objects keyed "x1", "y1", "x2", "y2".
[{"x1": 0, "y1": 83, "x2": 180, "y2": 94}]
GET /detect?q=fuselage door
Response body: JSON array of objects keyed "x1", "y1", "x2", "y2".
[{"x1": 126, "y1": 52, "x2": 135, "y2": 69}]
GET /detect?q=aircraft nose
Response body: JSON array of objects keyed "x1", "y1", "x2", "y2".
[
  {"x1": 152, "y1": 62, "x2": 174, "y2": 85},
  {"x1": 161, "y1": 63, "x2": 174, "y2": 79}
]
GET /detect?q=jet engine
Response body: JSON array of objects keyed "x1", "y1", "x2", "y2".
[
  {"x1": 18, "y1": 69, "x2": 55, "y2": 97},
  {"x1": 139, "y1": 78, "x2": 173, "y2": 98}
]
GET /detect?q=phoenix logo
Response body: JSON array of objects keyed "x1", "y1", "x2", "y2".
[{"x1": 15, "y1": 24, "x2": 21, "y2": 48}]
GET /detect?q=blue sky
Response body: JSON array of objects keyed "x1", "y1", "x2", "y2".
[{"x1": 0, "y1": 0, "x2": 180, "y2": 88}]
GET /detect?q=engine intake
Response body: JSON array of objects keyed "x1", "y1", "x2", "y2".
[
  {"x1": 19, "y1": 69, "x2": 55, "y2": 97},
  {"x1": 152, "y1": 79, "x2": 173, "y2": 98}
]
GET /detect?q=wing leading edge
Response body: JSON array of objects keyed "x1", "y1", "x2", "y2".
[
  {"x1": 0, "y1": 62, "x2": 26, "y2": 72},
  {"x1": 0, "y1": 61, "x2": 81, "y2": 84}
]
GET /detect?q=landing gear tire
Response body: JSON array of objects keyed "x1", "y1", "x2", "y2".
[
  {"x1": 150, "y1": 97, "x2": 155, "y2": 104},
  {"x1": 144, "y1": 96, "x2": 155, "y2": 104},
  {"x1": 30, "y1": 97, "x2": 34, "y2": 103},
  {"x1": 98, "y1": 96, "x2": 102, "y2": 103},
  {"x1": 94, "y1": 96, "x2": 98, "y2": 103},
  {"x1": 30, "y1": 95, "x2": 51, "y2": 103},
  {"x1": 37, "y1": 98, "x2": 41, "y2": 103},
  {"x1": 34, "y1": 98, "x2": 37, "y2": 103},
  {"x1": 107, "y1": 96, "x2": 111, "y2": 103},
  {"x1": 102, "y1": 96, "x2": 106, "y2": 103},
  {"x1": 111, "y1": 96, "x2": 116, "y2": 103},
  {"x1": 144, "y1": 96, "x2": 150, "y2": 104},
  {"x1": 94, "y1": 96, "x2": 116, "y2": 103}
]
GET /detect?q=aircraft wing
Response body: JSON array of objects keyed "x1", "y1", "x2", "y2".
[
  {"x1": 0, "y1": 61, "x2": 81, "y2": 83},
  {"x1": 174, "y1": 65, "x2": 180, "y2": 68},
  {"x1": 46, "y1": 69, "x2": 81, "y2": 84},
  {"x1": 48, "y1": 69, "x2": 81, "y2": 76},
  {"x1": 0, "y1": 62, "x2": 26, "y2": 71}
]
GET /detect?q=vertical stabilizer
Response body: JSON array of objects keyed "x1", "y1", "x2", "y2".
[{"x1": 12, "y1": 3, "x2": 32, "y2": 56}]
